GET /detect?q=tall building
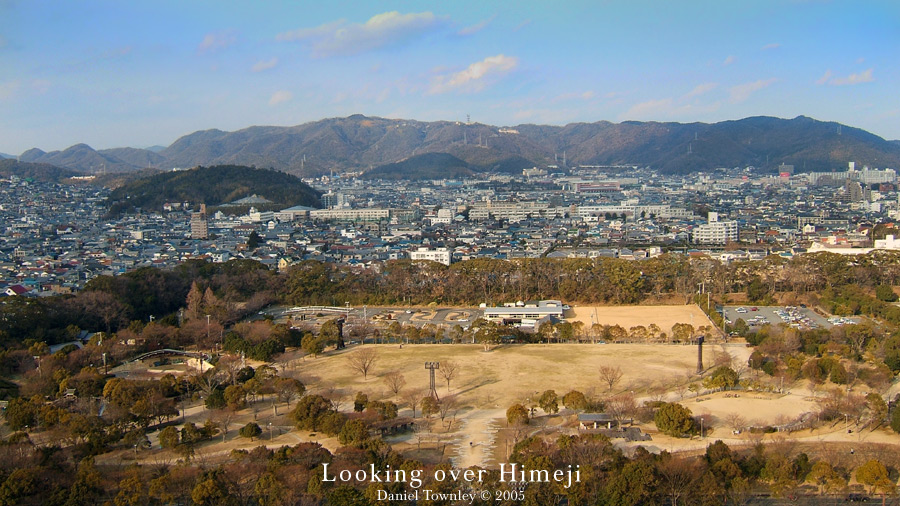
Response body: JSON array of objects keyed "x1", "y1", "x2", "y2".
[
  {"x1": 321, "y1": 191, "x2": 338, "y2": 209},
  {"x1": 693, "y1": 212, "x2": 738, "y2": 244},
  {"x1": 190, "y1": 204, "x2": 209, "y2": 239}
]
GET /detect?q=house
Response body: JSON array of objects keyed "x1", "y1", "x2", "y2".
[{"x1": 5, "y1": 284, "x2": 30, "y2": 296}]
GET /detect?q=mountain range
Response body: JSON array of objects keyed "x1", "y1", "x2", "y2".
[{"x1": 10, "y1": 115, "x2": 900, "y2": 177}]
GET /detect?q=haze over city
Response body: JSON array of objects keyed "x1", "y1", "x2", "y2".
[{"x1": 1, "y1": 0, "x2": 898, "y2": 154}]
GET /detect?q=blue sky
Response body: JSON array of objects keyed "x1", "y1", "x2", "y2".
[{"x1": 1, "y1": 0, "x2": 898, "y2": 154}]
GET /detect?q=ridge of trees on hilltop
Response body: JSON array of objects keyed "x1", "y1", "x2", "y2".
[{"x1": 105, "y1": 165, "x2": 322, "y2": 216}]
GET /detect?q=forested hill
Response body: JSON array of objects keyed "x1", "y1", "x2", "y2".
[
  {"x1": 0, "y1": 159, "x2": 79, "y2": 182},
  {"x1": 12, "y1": 115, "x2": 900, "y2": 176},
  {"x1": 105, "y1": 165, "x2": 321, "y2": 216},
  {"x1": 157, "y1": 114, "x2": 900, "y2": 176}
]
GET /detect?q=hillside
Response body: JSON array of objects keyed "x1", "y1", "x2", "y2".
[
  {"x1": 0, "y1": 159, "x2": 79, "y2": 182},
  {"x1": 158, "y1": 115, "x2": 900, "y2": 176},
  {"x1": 362, "y1": 152, "x2": 474, "y2": 180},
  {"x1": 18, "y1": 144, "x2": 164, "y2": 173},
  {"x1": 12, "y1": 115, "x2": 900, "y2": 177},
  {"x1": 105, "y1": 165, "x2": 321, "y2": 216}
]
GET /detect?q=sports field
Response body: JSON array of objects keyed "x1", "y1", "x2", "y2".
[{"x1": 569, "y1": 304, "x2": 717, "y2": 334}]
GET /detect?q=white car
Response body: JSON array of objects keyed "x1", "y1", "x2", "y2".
[{"x1": 736, "y1": 307, "x2": 747, "y2": 313}]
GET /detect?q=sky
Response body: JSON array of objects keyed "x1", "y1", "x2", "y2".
[{"x1": 1, "y1": 0, "x2": 898, "y2": 154}]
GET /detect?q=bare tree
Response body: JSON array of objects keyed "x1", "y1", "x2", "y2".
[
  {"x1": 382, "y1": 371, "x2": 406, "y2": 395},
  {"x1": 657, "y1": 457, "x2": 703, "y2": 506},
  {"x1": 599, "y1": 365, "x2": 624, "y2": 393},
  {"x1": 401, "y1": 389, "x2": 424, "y2": 418},
  {"x1": 725, "y1": 412, "x2": 746, "y2": 433},
  {"x1": 439, "y1": 361, "x2": 460, "y2": 392},
  {"x1": 347, "y1": 348, "x2": 378, "y2": 380},
  {"x1": 438, "y1": 395, "x2": 459, "y2": 427}
]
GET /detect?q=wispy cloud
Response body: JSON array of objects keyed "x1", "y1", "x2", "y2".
[
  {"x1": 815, "y1": 68, "x2": 874, "y2": 86},
  {"x1": 252, "y1": 58, "x2": 279, "y2": 73},
  {"x1": 198, "y1": 30, "x2": 238, "y2": 54},
  {"x1": 723, "y1": 55, "x2": 736, "y2": 66},
  {"x1": 513, "y1": 19, "x2": 532, "y2": 31},
  {"x1": 762, "y1": 43, "x2": 781, "y2": 50},
  {"x1": 622, "y1": 98, "x2": 673, "y2": 119},
  {"x1": 429, "y1": 54, "x2": 518, "y2": 94},
  {"x1": 729, "y1": 78, "x2": 777, "y2": 103},
  {"x1": 269, "y1": 90, "x2": 292, "y2": 106},
  {"x1": 277, "y1": 11, "x2": 443, "y2": 57},
  {"x1": 458, "y1": 15, "x2": 495, "y2": 36},
  {"x1": 831, "y1": 68, "x2": 874, "y2": 86},
  {"x1": 553, "y1": 90, "x2": 594, "y2": 102},
  {"x1": 683, "y1": 82, "x2": 718, "y2": 99}
]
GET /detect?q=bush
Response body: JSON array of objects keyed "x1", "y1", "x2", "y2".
[
  {"x1": 654, "y1": 402, "x2": 695, "y2": 437},
  {"x1": 876, "y1": 285, "x2": 898, "y2": 302},
  {"x1": 239, "y1": 422, "x2": 262, "y2": 440}
]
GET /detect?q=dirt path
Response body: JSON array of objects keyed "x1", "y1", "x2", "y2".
[{"x1": 450, "y1": 409, "x2": 504, "y2": 468}]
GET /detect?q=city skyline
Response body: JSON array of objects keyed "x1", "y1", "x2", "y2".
[{"x1": 1, "y1": 0, "x2": 898, "y2": 154}]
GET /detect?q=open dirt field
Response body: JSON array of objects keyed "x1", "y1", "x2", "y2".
[
  {"x1": 294, "y1": 343, "x2": 755, "y2": 466},
  {"x1": 569, "y1": 304, "x2": 716, "y2": 333}
]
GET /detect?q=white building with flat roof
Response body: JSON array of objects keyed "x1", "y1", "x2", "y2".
[{"x1": 409, "y1": 247, "x2": 452, "y2": 266}]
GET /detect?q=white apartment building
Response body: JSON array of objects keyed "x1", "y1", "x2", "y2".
[
  {"x1": 409, "y1": 247, "x2": 452, "y2": 266},
  {"x1": 693, "y1": 212, "x2": 738, "y2": 244}
]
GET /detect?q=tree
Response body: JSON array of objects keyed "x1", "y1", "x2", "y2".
[
  {"x1": 239, "y1": 422, "x2": 262, "y2": 441},
  {"x1": 301, "y1": 334, "x2": 324, "y2": 358},
  {"x1": 421, "y1": 396, "x2": 439, "y2": 418},
  {"x1": 247, "y1": 231, "x2": 262, "y2": 250},
  {"x1": 290, "y1": 394, "x2": 337, "y2": 432},
  {"x1": 856, "y1": 459, "x2": 895, "y2": 502},
  {"x1": 891, "y1": 402, "x2": 900, "y2": 433},
  {"x1": 347, "y1": 348, "x2": 377, "y2": 380},
  {"x1": 599, "y1": 365, "x2": 623, "y2": 392},
  {"x1": 654, "y1": 402, "x2": 695, "y2": 437},
  {"x1": 562, "y1": 390, "x2": 588, "y2": 411},
  {"x1": 274, "y1": 377, "x2": 305, "y2": 405},
  {"x1": 866, "y1": 392, "x2": 887, "y2": 429},
  {"x1": 353, "y1": 392, "x2": 368, "y2": 412},
  {"x1": 876, "y1": 284, "x2": 898, "y2": 302},
  {"x1": 538, "y1": 390, "x2": 559, "y2": 414},
  {"x1": 382, "y1": 371, "x2": 406, "y2": 395},
  {"x1": 159, "y1": 426, "x2": 180, "y2": 449},
  {"x1": 439, "y1": 361, "x2": 459, "y2": 392},
  {"x1": 401, "y1": 389, "x2": 424, "y2": 418},
  {"x1": 506, "y1": 403, "x2": 529, "y2": 426},
  {"x1": 703, "y1": 366, "x2": 739, "y2": 391}
]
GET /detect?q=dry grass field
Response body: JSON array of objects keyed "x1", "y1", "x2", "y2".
[{"x1": 569, "y1": 304, "x2": 716, "y2": 333}]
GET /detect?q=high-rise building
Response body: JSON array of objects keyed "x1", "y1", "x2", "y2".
[{"x1": 190, "y1": 204, "x2": 209, "y2": 239}]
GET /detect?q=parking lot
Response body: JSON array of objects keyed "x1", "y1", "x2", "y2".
[{"x1": 722, "y1": 305, "x2": 836, "y2": 331}]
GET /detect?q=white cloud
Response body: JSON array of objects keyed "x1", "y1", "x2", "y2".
[
  {"x1": 621, "y1": 98, "x2": 674, "y2": 119},
  {"x1": 831, "y1": 68, "x2": 874, "y2": 86},
  {"x1": 815, "y1": 70, "x2": 832, "y2": 85},
  {"x1": 683, "y1": 82, "x2": 718, "y2": 99},
  {"x1": 198, "y1": 30, "x2": 237, "y2": 54},
  {"x1": 729, "y1": 78, "x2": 777, "y2": 103},
  {"x1": 268, "y1": 90, "x2": 292, "y2": 106},
  {"x1": 553, "y1": 90, "x2": 595, "y2": 102},
  {"x1": 762, "y1": 43, "x2": 781, "y2": 50},
  {"x1": 429, "y1": 54, "x2": 519, "y2": 94},
  {"x1": 458, "y1": 15, "x2": 495, "y2": 36},
  {"x1": 252, "y1": 58, "x2": 279, "y2": 72},
  {"x1": 723, "y1": 55, "x2": 736, "y2": 66},
  {"x1": 277, "y1": 11, "x2": 442, "y2": 57}
]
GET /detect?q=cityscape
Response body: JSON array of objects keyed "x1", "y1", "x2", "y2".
[{"x1": 3, "y1": 1, "x2": 900, "y2": 505}]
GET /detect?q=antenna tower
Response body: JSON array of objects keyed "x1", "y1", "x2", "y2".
[{"x1": 425, "y1": 361, "x2": 440, "y2": 399}]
